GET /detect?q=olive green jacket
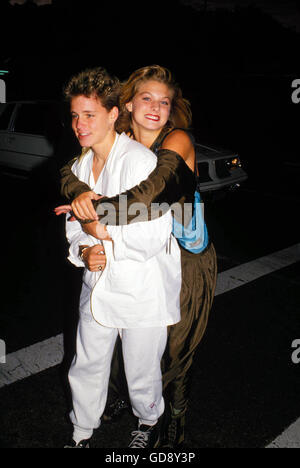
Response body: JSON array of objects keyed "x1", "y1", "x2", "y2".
[{"x1": 60, "y1": 129, "x2": 197, "y2": 225}]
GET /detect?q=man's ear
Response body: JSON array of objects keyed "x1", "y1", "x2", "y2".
[{"x1": 110, "y1": 106, "x2": 119, "y2": 123}]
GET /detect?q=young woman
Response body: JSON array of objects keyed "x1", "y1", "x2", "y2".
[{"x1": 57, "y1": 65, "x2": 217, "y2": 448}]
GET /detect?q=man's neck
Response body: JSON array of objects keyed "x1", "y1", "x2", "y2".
[
  {"x1": 92, "y1": 131, "x2": 117, "y2": 163},
  {"x1": 92, "y1": 131, "x2": 117, "y2": 183}
]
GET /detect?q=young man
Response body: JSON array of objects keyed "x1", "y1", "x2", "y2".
[{"x1": 63, "y1": 67, "x2": 181, "y2": 448}]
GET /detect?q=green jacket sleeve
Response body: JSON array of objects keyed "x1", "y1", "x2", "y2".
[
  {"x1": 60, "y1": 149, "x2": 196, "y2": 226},
  {"x1": 60, "y1": 158, "x2": 91, "y2": 200},
  {"x1": 92, "y1": 148, "x2": 196, "y2": 226}
]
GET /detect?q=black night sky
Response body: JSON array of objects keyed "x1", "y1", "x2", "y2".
[{"x1": 0, "y1": 0, "x2": 299, "y2": 190}]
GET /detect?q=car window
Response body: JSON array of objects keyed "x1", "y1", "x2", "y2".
[
  {"x1": 0, "y1": 103, "x2": 15, "y2": 130},
  {"x1": 215, "y1": 159, "x2": 231, "y2": 178},
  {"x1": 197, "y1": 162, "x2": 212, "y2": 182},
  {"x1": 13, "y1": 103, "x2": 62, "y2": 141}
]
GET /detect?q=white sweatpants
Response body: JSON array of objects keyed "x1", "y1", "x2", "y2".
[{"x1": 68, "y1": 314, "x2": 167, "y2": 442}]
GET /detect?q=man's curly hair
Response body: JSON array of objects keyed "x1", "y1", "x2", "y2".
[{"x1": 63, "y1": 67, "x2": 121, "y2": 112}]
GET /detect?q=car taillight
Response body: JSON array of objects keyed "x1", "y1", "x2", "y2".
[{"x1": 226, "y1": 157, "x2": 242, "y2": 169}]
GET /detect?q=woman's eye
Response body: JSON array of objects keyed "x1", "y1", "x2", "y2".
[
  {"x1": 142, "y1": 97, "x2": 150, "y2": 101},
  {"x1": 161, "y1": 100, "x2": 169, "y2": 106}
]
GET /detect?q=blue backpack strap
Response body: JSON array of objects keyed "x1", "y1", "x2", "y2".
[
  {"x1": 173, "y1": 190, "x2": 209, "y2": 254},
  {"x1": 160, "y1": 130, "x2": 209, "y2": 254}
]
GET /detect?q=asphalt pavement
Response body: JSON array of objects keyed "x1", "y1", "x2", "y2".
[{"x1": 0, "y1": 165, "x2": 299, "y2": 449}]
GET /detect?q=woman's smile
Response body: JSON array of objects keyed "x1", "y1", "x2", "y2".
[{"x1": 144, "y1": 114, "x2": 160, "y2": 122}]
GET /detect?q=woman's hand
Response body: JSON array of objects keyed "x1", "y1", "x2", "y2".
[
  {"x1": 82, "y1": 220, "x2": 112, "y2": 241},
  {"x1": 82, "y1": 244, "x2": 107, "y2": 272},
  {"x1": 71, "y1": 191, "x2": 102, "y2": 221}
]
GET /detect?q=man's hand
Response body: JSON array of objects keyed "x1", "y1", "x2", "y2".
[
  {"x1": 72, "y1": 191, "x2": 102, "y2": 221},
  {"x1": 54, "y1": 204, "x2": 76, "y2": 221},
  {"x1": 82, "y1": 220, "x2": 112, "y2": 241},
  {"x1": 81, "y1": 244, "x2": 107, "y2": 272}
]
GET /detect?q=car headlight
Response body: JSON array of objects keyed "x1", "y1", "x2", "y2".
[{"x1": 226, "y1": 157, "x2": 242, "y2": 169}]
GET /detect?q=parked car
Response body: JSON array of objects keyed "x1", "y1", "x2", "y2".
[
  {"x1": 0, "y1": 101, "x2": 247, "y2": 194},
  {"x1": 195, "y1": 142, "x2": 248, "y2": 193},
  {"x1": 0, "y1": 101, "x2": 62, "y2": 173}
]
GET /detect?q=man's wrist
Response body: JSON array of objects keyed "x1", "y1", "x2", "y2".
[{"x1": 102, "y1": 225, "x2": 112, "y2": 241}]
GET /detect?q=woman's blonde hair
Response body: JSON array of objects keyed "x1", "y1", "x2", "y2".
[{"x1": 116, "y1": 65, "x2": 192, "y2": 134}]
